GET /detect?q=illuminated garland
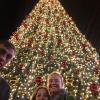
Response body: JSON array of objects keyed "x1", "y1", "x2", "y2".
[{"x1": 0, "y1": 0, "x2": 100, "y2": 99}]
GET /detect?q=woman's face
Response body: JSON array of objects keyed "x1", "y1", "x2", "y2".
[{"x1": 35, "y1": 88, "x2": 49, "y2": 100}]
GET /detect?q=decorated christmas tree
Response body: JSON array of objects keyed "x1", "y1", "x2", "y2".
[{"x1": 1, "y1": 0, "x2": 100, "y2": 99}]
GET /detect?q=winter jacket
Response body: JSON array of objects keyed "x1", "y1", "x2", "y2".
[{"x1": 50, "y1": 89, "x2": 76, "y2": 100}]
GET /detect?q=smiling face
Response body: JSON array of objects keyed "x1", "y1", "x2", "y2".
[
  {"x1": 47, "y1": 73, "x2": 64, "y2": 94},
  {"x1": 0, "y1": 44, "x2": 15, "y2": 68},
  {"x1": 35, "y1": 88, "x2": 49, "y2": 100}
]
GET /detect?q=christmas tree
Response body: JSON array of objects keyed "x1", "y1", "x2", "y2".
[{"x1": 1, "y1": 0, "x2": 100, "y2": 99}]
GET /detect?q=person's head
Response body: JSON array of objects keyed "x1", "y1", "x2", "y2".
[
  {"x1": 30, "y1": 86, "x2": 50, "y2": 100},
  {"x1": 0, "y1": 40, "x2": 16, "y2": 68},
  {"x1": 47, "y1": 71, "x2": 64, "y2": 94},
  {"x1": 0, "y1": 78, "x2": 10, "y2": 100}
]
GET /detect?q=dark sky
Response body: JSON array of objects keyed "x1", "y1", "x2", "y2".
[{"x1": 0, "y1": 0, "x2": 38, "y2": 39}]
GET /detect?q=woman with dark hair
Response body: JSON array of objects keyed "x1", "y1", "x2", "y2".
[{"x1": 30, "y1": 86, "x2": 50, "y2": 100}]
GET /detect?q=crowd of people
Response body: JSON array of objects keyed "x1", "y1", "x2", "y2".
[{"x1": 0, "y1": 40, "x2": 75, "y2": 100}]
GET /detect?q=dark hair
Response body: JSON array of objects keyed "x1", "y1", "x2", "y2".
[
  {"x1": 0, "y1": 78, "x2": 10, "y2": 100},
  {"x1": 0, "y1": 40, "x2": 15, "y2": 51},
  {"x1": 30, "y1": 86, "x2": 50, "y2": 100}
]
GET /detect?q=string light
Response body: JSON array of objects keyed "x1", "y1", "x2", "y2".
[{"x1": 0, "y1": 0, "x2": 100, "y2": 99}]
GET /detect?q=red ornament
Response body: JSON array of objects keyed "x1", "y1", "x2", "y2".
[
  {"x1": 93, "y1": 67, "x2": 100, "y2": 74},
  {"x1": 90, "y1": 83, "x2": 99, "y2": 93},
  {"x1": 18, "y1": 64, "x2": 24, "y2": 70},
  {"x1": 28, "y1": 37, "x2": 33, "y2": 47},
  {"x1": 57, "y1": 39, "x2": 63, "y2": 46},
  {"x1": 48, "y1": 55, "x2": 54, "y2": 61},
  {"x1": 97, "y1": 60, "x2": 100, "y2": 64},
  {"x1": 23, "y1": 23, "x2": 28, "y2": 28},
  {"x1": 81, "y1": 44, "x2": 87, "y2": 49},
  {"x1": 12, "y1": 32, "x2": 20, "y2": 41},
  {"x1": 34, "y1": 76, "x2": 43, "y2": 85},
  {"x1": 60, "y1": 60, "x2": 67, "y2": 68},
  {"x1": 12, "y1": 32, "x2": 16, "y2": 36}
]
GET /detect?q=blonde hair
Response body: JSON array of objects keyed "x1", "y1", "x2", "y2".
[{"x1": 47, "y1": 71, "x2": 64, "y2": 88}]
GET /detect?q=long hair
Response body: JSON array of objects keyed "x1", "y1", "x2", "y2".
[{"x1": 30, "y1": 86, "x2": 50, "y2": 100}]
